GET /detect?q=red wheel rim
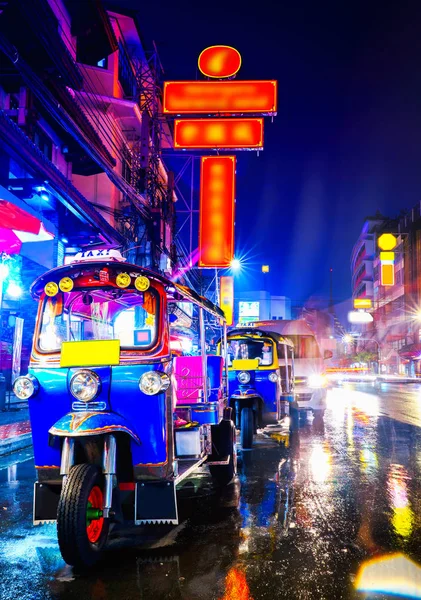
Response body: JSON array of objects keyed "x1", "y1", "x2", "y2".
[{"x1": 86, "y1": 485, "x2": 104, "y2": 543}]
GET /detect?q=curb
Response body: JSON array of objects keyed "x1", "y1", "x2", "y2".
[{"x1": 0, "y1": 433, "x2": 33, "y2": 457}]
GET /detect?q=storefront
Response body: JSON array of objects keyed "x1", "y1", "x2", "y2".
[{"x1": 0, "y1": 188, "x2": 57, "y2": 402}]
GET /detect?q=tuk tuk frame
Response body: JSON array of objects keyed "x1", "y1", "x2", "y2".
[
  {"x1": 222, "y1": 328, "x2": 294, "y2": 448},
  {"x1": 13, "y1": 255, "x2": 236, "y2": 567}
]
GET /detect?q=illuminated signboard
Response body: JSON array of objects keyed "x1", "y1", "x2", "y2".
[
  {"x1": 239, "y1": 301, "x2": 260, "y2": 324},
  {"x1": 348, "y1": 311, "x2": 374, "y2": 324},
  {"x1": 381, "y1": 263, "x2": 395, "y2": 286},
  {"x1": 378, "y1": 233, "x2": 397, "y2": 251},
  {"x1": 174, "y1": 118, "x2": 263, "y2": 150},
  {"x1": 198, "y1": 156, "x2": 235, "y2": 268},
  {"x1": 353, "y1": 298, "x2": 372, "y2": 309},
  {"x1": 198, "y1": 45, "x2": 242, "y2": 78},
  {"x1": 163, "y1": 80, "x2": 278, "y2": 115},
  {"x1": 220, "y1": 276, "x2": 234, "y2": 325}
]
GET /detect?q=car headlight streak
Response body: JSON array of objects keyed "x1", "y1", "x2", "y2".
[
  {"x1": 70, "y1": 370, "x2": 100, "y2": 402},
  {"x1": 139, "y1": 371, "x2": 170, "y2": 395},
  {"x1": 237, "y1": 371, "x2": 251, "y2": 384},
  {"x1": 308, "y1": 374, "x2": 327, "y2": 388},
  {"x1": 13, "y1": 375, "x2": 39, "y2": 400}
]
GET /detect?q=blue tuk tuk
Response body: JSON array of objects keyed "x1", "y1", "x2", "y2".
[
  {"x1": 13, "y1": 248, "x2": 236, "y2": 567},
  {"x1": 224, "y1": 328, "x2": 294, "y2": 448}
]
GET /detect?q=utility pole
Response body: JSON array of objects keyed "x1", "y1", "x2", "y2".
[{"x1": 329, "y1": 267, "x2": 333, "y2": 313}]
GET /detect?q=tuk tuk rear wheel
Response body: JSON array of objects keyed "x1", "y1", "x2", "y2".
[
  {"x1": 240, "y1": 407, "x2": 254, "y2": 449},
  {"x1": 57, "y1": 463, "x2": 109, "y2": 568},
  {"x1": 209, "y1": 419, "x2": 236, "y2": 486}
]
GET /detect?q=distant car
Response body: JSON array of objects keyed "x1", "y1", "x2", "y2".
[{"x1": 248, "y1": 320, "x2": 330, "y2": 415}]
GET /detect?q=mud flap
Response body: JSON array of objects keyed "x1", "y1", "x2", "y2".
[
  {"x1": 33, "y1": 481, "x2": 61, "y2": 525},
  {"x1": 135, "y1": 480, "x2": 178, "y2": 525}
]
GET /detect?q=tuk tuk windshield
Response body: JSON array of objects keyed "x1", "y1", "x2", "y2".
[
  {"x1": 37, "y1": 288, "x2": 159, "y2": 353},
  {"x1": 227, "y1": 337, "x2": 273, "y2": 366}
]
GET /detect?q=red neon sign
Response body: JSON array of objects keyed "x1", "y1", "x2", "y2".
[
  {"x1": 163, "y1": 81, "x2": 277, "y2": 115},
  {"x1": 199, "y1": 156, "x2": 235, "y2": 268},
  {"x1": 198, "y1": 46, "x2": 242, "y2": 79},
  {"x1": 174, "y1": 118, "x2": 263, "y2": 149}
]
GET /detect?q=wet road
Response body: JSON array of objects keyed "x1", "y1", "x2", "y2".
[{"x1": 2, "y1": 383, "x2": 421, "y2": 599}]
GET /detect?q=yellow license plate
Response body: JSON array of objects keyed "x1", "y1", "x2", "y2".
[{"x1": 60, "y1": 340, "x2": 120, "y2": 368}]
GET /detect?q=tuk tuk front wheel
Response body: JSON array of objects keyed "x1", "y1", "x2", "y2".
[
  {"x1": 240, "y1": 407, "x2": 254, "y2": 449},
  {"x1": 57, "y1": 463, "x2": 109, "y2": 568}
]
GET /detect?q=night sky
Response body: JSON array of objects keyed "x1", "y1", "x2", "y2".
[{"x1": 127, "y1": 0, "x2": 421, "y2": 304}]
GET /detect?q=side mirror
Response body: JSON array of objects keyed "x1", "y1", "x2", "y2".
[{"x1": 324, "y1": 350, "x2": 333, "y2": 360}]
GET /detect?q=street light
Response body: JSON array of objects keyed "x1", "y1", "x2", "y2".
[
  {"x1": 6, "y1": 282, "x2": 22, "y2": 299},
  {"x1": 230, "y1": 258, "x2": 242, "y2": 272}
]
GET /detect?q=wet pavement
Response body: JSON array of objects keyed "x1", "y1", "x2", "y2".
[{"x1": 2, "y1": 384, "x2": 421, "y2": 599}]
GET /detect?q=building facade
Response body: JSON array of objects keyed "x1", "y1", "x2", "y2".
[
  {"x1": 351, "y1": 207, "x2": 421, "y2": 375},
  {"x1": 235, "y1": 291, "x2": 291, "y2": 325},
  {"x1": 0, "y1": 0, "x2": 177, "y2": 394}
]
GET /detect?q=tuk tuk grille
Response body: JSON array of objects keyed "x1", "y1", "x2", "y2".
[{"x1": 71, "y1": 401, "x2": 107, "y2": 412}]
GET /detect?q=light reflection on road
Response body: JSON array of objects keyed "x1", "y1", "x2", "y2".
[{"x1": 2, "y1": 384, "x2": 421, "y2": 598}]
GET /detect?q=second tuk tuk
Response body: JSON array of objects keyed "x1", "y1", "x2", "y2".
[
  {"x1": 13, "y1": 248, "x2": 236, "y2": 568},
  {"x1": 223, "y1": 328, "x2": 294, "y2": 448}
]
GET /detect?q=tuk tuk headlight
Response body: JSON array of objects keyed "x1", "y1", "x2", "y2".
[
  {"x1": 13, "y1": 375, "x2": 39, "y2": 400},
  {"x1": 139, "y1": 371, "x2": 170, "y2": 395},
  {"x1": 268, "y1": 372, "x2": 279, "y2": 383},
  {"x1": 237, "y1": 371, "x2": 251, "y2": 384},
  {"x1": 70, "y1": 370, "x2": 100, "y2": 402}
]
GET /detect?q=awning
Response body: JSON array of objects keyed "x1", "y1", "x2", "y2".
[
  {"x1": 399, "y1": 343, "x2": 421, "y2": 359},
  {"x1": 0, "y1": 200, "x2": 42, "y2": 233},
  {"x1": 0, "y1": 192, "x2": 56, "y2": 267},
  {"x1": 0, "y1": 198, "x2": 55, "y2": 255}
]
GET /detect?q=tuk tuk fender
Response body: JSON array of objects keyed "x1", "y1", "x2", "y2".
[{"x1": 49, "y1": 412, "x2": 141, "y2": 445}]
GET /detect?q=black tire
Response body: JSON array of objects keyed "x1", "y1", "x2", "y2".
[
  {"x1": 289, "y1": 402, "x2": 300, "y2": 429},
  {"x1": 240, "y1": 407, "x2": 254, "y2": 449},
  {"x1": 209, "y1": 420, "x2": 236, "y2": 486},
  {"x1": 57, "y1": 463, "x2": 109, "y2": 568}
]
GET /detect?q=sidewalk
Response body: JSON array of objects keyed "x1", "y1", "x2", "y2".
[{"x1": 0, "y1": 406, "x2": 32, "y2": 457}]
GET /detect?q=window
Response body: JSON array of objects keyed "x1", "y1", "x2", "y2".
[
  {"x1": 122, "y1": 146, "x2": 132, "y2": 184},
  {"x1": 33, "y1": 125, "x2": 52, "y2": 161},
  {"x1": 97, "y1": 58, "x2": 108, "y2": 69},
  {"x1": 227, "y1": 338, "x2": 273, "y2": 366},
  {"x1": 118, "y1": 41, "x2": 136, "y2": 97}
]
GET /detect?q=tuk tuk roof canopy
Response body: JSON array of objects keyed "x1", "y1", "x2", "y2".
[
  {"x1": 30, "y1": 261, "x2": 226, "y2": 321},
  {"x1": 227, "y1": 327, "x2": 294, "y2": 348}
]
